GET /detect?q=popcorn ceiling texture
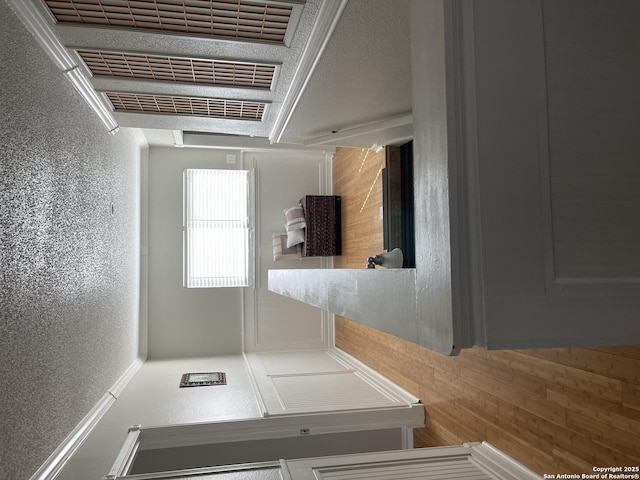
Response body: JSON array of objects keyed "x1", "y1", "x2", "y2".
[{"x1": 0, "y1": 4, "x2": 141, "y2": 479}]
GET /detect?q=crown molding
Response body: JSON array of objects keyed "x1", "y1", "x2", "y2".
[
  {"x1": 304, "y1": 112, "x2": 413, "y2": 146},
  {"x1": 6, "y1": 0, "x2": 119, "y2": 133},
  {"x1": 5, "y1": 0, "x2": 74, "y2": 71},
  {"x1": 269, "y1": 0, "x2": 348, "y2": 144}
]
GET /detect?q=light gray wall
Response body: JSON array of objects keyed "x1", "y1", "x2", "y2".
[
  {"x1": 471, "y1": 0, "x2": 640, "y2": 347},
  {"x1": 0, "y1": 4, "x2": 141, "y2": 480},
  {"x1": 58, "y1": 356, "x2": 261, "y2": 480},
  {"x1": 542, "y1": 0, "x2": 640, "y2": 281},
  {"x1": 131, "y1": 428, "x2": 403, "y2": 473},
  {"x1": 147, "y1": 146, "x2": 243, "y2": 359},
  {"x1": 244, "y1": 150, "x2": 330, "y2": 352}
]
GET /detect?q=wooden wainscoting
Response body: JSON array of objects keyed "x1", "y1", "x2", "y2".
[{"x1": 332, "y1": 147, "x2": 640, "y2": 475}]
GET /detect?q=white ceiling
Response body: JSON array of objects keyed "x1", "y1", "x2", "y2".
[
  {"x1": 31, "y1": 0, "x2": 412, "y2": 148},
  {"x1": 281, "y1": 0, "x2": 412, "y2": 147}
]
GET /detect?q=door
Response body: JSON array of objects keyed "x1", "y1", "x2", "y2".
[{"x1": 282, "y1": 442, "x2": 542, "y2": 480}]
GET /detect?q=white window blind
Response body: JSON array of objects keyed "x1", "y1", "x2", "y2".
[{"x1": 184, "y1": 169, "x2": 253, "y2": 288}]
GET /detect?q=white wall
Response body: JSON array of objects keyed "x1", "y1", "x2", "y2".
[
  {"x1": 147, "y1": 146, "x2": 244, "y2": 358},
  {"x1": 244, "y1": 150, "x2": 333, "y2": 352},
  {"x1": 471, "y1": 0, "x2": 640, "y2": 348},
  {"x1": 1, "y1": 4, "x2": 142, "y2": 479},
  {"x1": 147, "y1": 146, "x2": 332, "y2": 358},
  {"x1": 58, "y1": 356, "x2": 261, "y2": 480}
]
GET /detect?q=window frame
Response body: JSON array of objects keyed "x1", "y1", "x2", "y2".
[{"x1": 182, "y1": 168, "x2": 255, "y2": 288}]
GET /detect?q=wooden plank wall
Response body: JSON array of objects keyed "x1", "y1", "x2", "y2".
[
  {"x1": 332, "y1": 147, "x2": 385, "y2": 269},
  {"x1": 332, "y1": 147, "x2": 640, "y2": 475}
]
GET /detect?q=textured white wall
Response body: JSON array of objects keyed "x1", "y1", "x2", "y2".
[
  {"x1": 147, "y1": 146, "x2": 244, "y2": 358},
  {"x1": 58, "y1": 356, "x2": 261, "y2": 480},
  {"x1": 0, "y1": 4, "x2": 141, "y2": 480},
  {"x1": 409, "y1": 0, "x2": 457, "y2": 354}
]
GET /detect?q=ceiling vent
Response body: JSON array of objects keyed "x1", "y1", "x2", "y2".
[
  {"x1": 77, "y1": 49, "x2": 276, "y2": 89},
  {"x1": 44, "y1": 0, "x2": 295, "y2": 43},
  {"x1": 106, "y1": 92, "x2": 266, "y2": 120}
]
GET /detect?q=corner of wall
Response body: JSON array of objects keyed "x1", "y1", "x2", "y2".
[
  {"x1": 135, "y1": 129, "x2": 150, "y2": 361},
  {"x1": 28, "y1": 359, "x2": 144, "y2": 480}
]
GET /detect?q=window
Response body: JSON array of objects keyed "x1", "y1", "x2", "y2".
[{"x1": 183, "y1": 169, "x2": 253, "y2": 288}]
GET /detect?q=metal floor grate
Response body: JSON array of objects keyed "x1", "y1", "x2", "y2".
[
  {"x1": 79, "y1": 49, "x2": 276, "y2": 89},
  {"x1": 45, "y1": 0, "x2": 294, "y2": 43},
  {"x1": 106, "y1": 91, "x2": 266, "y2": 120}
]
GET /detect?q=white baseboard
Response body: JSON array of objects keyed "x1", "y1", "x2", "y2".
[
  {"x1": 401, "y1": 427, "x2": 414, "y2": 449},
  {"x1": 329, "y1": 348, "x2": 420, "y2": 405},
  {"x1": 242, "y1": 352, "x2": 269, "y2": 417},
  {"x1": 29, "y1": 358, "x2": 144, "y2": 480}
]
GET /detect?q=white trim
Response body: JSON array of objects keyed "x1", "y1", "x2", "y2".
[
  {"x1": 243, "y1": 352, "x2": 269, "y2": 417},
  {"x1": 279, "y1": 459, "x2": 293, "y2": 480},
  {"x1": 28, "y1": 395, "x2": 113, "y2": 480},
  {"x1": 131, "y1": 127, "x2": 149, "y2": 150},
  {"x1": 323, "y1": 310, "x2": 334, "y2": 350},
  {"x1": 282, "y1": 2, "x2": 305, "y2": 47},
  {"x1": 5, "y1": 0, "x2": 119, "y2": 133},
  {"x1": 442, "y1": 0, "x2": 467, "y2": 353},
  {"x1": 105, "y1": 425, "x2": 142, "y2": 480},
  {"x1": 108, "y1": 440, "x2": 280, "y2": 480},
  {"x1": 282, "y1": 443, "x2": 542, "y2": 480},
  {"x1": 138, "y1": 137, "x2": 150, "y2": 360},
  {"x1": 401, "y1": 426, "x2": 414, "y2": 449},
  {"x1": 270, "y1": 0, "x2": 348, "y2": 144},
  {"x1": 319, "y1": 152, "x2": 333, "y2": 195},
  {"x1": 172, "y1": 130, "x2": 183, "y2": 147},
  {"x1": 128, "y1": 407, "x2": 423, "y2": 452},
  {"x1": 29, "y1": 358, "x2": 143, "y2": 480},
  {"x1": 182, "y1": 133, "x2": 334, "y2": 152},
  {"x1": 328, "y1": 349, "x2": 420, "y2": 405},
  {"x1": 110, "y1": 357, "x2": 144, "y2": 398},
  {"x1": 319, "y1": 152, "x2": 335, "y2": 281},
  {"x1": 327, "y1": 312, "x2": 336, "y2": 350},
  {"x1": 241, "y1": 155, "x2": 260, "y2": 353},
  {"x1": 5, "y1": 0, "x2": 74, "y2": 71},
  {"x1": 282, "y1": 445, "x2": 475, "y2": 480},
  {"x1": 66, "y1": 70, "x2": 119, "y2": 133},
  {"x1": 304, "y1": 113, "x2": 413, "y2": 147},
  {"x1": 110, "y1": 462, "x2": 282, "y2": 480},
  {"x1": 442, "y1": 0, "x2": 485, "y2": 349},
  {"x1": 271, "y1": 63, "x2": 282, "y2": 92},
  {"x1": 468, "y1": 442, "x2": 542, "y2": 480}
]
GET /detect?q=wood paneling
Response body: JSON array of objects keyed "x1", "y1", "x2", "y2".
[
  {"x1": 332, "y1": 147, "x2": 640, "y2": 475},
  {"x1": 332, "y1": 147, "x2": 385, "y2": 269}
]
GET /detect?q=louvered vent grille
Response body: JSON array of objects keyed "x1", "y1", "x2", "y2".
[
  {"x1": 78, "y1": 50, "x2": 276, "y2": 89},
  {"x1": 106, "y1": 92, "x2": 266, "y2": 120},
  {"x1": 44, "y1": 0, "x2": 293, "y2": 43}
]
